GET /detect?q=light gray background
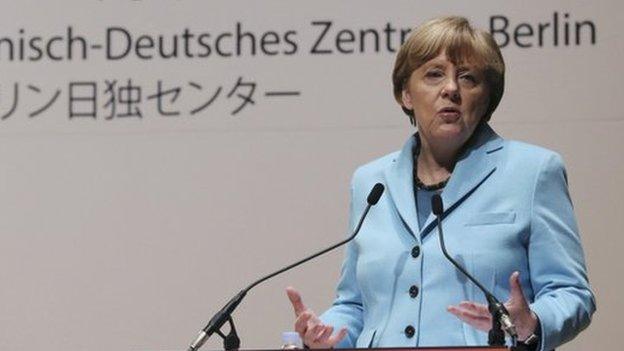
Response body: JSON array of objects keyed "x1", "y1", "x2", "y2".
[{"x1": 0, "y1": 1, "x2": 621, "y2": 350}]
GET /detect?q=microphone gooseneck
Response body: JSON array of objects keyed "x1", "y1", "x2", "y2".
[
  {"x1": 187, "y1": 183, "x2": 385, "y2": 351},
  {"x1": 431, "y1": 194, "x2": 518, "y2": 347}
]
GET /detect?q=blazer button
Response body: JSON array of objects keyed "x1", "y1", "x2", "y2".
[
  {"x1": 411, "y1": 245, "x2": 420, "y2": 258},
  {"x1": 404, "y1": 325, "x2": 415, "y2": 338},
  {"x1": 409, "y1": 285, "x2": 419, "y2": 298}
]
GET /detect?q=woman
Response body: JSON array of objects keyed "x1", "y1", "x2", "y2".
[{"x1": 287, "y1": 16, "x2": 595, "y2": 350}]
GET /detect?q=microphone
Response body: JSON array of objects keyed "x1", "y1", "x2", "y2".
[
  {"x1": 187, "y1": 183, "x2": 385, "y2": 351},
  {"x1": 431, "y1": 194, "x2": 518, "y2": 346},
  {"x1": 367, "y1": 183, "x2": 385, "y2": 205}
]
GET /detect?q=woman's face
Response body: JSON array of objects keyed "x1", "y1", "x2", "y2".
[{"x1": 401, "y1": 51, "x2": 490, "y2": 149}]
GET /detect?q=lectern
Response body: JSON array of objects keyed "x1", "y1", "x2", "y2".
[{"x1": 238, "y1": 348, "x2": 508, "y2": 351}]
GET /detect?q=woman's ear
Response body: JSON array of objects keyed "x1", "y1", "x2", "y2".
[{"x1": 401, "y1": 89, "x2": 414, "y2": 110}]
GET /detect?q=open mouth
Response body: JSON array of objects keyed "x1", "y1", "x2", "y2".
[{"x1": 437, "y1": 107, "x2": 461, "y2": 121}]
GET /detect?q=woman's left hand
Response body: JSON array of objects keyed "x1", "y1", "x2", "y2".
[{"x1": 447, "y1": 271, "x2": 539, "y2": 341}]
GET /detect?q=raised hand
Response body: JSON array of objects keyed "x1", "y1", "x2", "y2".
[
  {"x1": 447, "y1": 271, "x2": 539, "y2": 341},
  {"x1": 286, "y1": 287, "x2": 348, "y2": 348}
]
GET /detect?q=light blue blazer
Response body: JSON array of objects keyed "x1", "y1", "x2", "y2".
[{"x1": 320, "y1": 124, "x2": 595, "y2": 351}]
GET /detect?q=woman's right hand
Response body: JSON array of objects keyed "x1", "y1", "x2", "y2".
[{"x1": 286, "y1": 287, "x2": 347, "y2": 349}]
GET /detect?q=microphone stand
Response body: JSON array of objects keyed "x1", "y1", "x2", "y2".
[
  {"x1": 187, "y1": 184, "x2": 384, "y2": 351},
  {"x1": 432, "y1": 195, "x2": 518, "y2": 348}
]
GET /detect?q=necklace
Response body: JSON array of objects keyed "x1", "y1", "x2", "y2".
[
  {"x1": 413, "y1": 145, "x2": 450, "y2": 191},
  {"x1": 414, "y1": 173, "x2": 450, "y2": 191}
]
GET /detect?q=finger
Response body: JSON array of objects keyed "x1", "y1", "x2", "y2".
[
  {"x1": 458, "y1": 301, "x2": 489, "y2": 316},
  {"x1": 286, "y1": 286, "x2": 307, "y2": 317},
  {"x1": 314, "y1": 325, "x2": 333, "y2": 343},
  {"x1": 294, "y1": 312, "x2": 312, "y2": 335},
  {"x1": 448, "y1": 305, "x2": 491, "y2": 321},
  {"x1": 447, "y1": 306, "x2": 491, "y2": 332},
  {"x1": 327, "y1": 327, "x2": 348, "y2": 346},
  {"x1": 304, "y1": 323, "x2": 324, "y2": 344},
  {"x1": 508, "y1": 271, "x2": 527, "y2": 304}
]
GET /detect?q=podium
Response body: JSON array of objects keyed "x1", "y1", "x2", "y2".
[
  {"x1": 239, "y1": 348, "x2": 509, "y2": 351},
  {"x1": 322, "y1": 348, "x2": 507, "y2": 351},
  {"x1": 344, "y1": 346, "x2": 511, "y2": 351}
]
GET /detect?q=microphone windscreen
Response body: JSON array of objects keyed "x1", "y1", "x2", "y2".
[
  {"x1": 367, "y1": 183, "x2": 385, "y2": 205},
  {"x1": 431, "y1": 194, "x2": 444, "y2": 215}
]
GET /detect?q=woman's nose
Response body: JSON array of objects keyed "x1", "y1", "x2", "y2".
[{"x1": 441, "y1": 78, "x2": 460, "y2": 101}]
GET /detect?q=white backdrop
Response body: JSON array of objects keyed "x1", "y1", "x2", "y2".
[{"x1": 0, "y1": 1, "x2": 621, "y2": 350}]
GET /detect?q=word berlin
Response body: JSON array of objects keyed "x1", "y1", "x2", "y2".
[{"x1": 0, "y1": 14, "x2": 596, "y2": 62}]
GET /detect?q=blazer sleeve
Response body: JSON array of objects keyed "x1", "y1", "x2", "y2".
[
  {"x1": 528, "y1": 153, "x2": 596, "y2": 351},
  {"x1": 319, "y1": 175, "x2": 365, "y2": 348}
]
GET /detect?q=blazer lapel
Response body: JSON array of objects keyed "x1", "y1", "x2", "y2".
[
  {"x1": 419, "y1": 124, "x2": 504, "y2": 235},
  {"x1": 384, "y1": 135, "x2": 420, "y2": 238}
]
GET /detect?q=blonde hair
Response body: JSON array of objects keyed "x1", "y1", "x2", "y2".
[{"x1": 392, "y1": 16, "x2": 505, "y2": 122}]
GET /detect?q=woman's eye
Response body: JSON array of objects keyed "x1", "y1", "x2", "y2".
[
  {"x1": 425, "y1": 70, "x2": 444, "y2": 79},
  {"x1": 459, "y1": 74, "x2": 476, "y2": 82},
  {"x1": 459, "y1": 73, "x2": 479, "y2": 86}
]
